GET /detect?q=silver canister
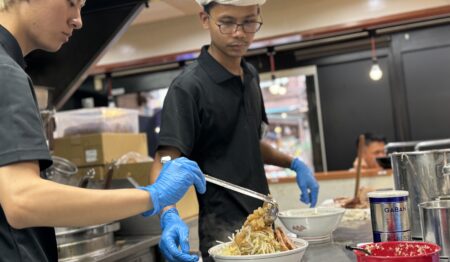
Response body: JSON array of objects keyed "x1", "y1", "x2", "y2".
[
  {"x1": 419, "y1": 200, "x2": 450, "y2": 259},
  {"x1": 368, "y1": 190, "x2": 411, "y2": 242}
]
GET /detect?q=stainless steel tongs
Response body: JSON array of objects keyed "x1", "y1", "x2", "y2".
[
  {"x1": 160, "y1": 156, "x2": 279, "y2": 225},
  {"x1": 204, "y1": 174, "x2": 279, "y2": 226}
]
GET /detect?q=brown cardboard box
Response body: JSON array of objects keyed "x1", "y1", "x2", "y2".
[
  {"x1": 177, "y1": 186, "x2": 199, "y2": 219},
  {"x1": 77, "y1": 161, "x2": 199, "y2": 219},
  {"x1": 53, "y1": 133, "x2": 148, "y2": 167}
]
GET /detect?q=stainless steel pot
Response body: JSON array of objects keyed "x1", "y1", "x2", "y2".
[
  {"x1": 56, "y1": 222, "x2": 120, "y2": 261},
  {"x1": 419, "y1": 200, "x2": 450, "y2": 258},
  {"x1": 391, "y1": 149, "x2": 450, "y2": 239}
]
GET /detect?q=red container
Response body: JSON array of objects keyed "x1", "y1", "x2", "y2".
[{"x1": 354, "y1": 241, "x2": 441, "y2": 262}]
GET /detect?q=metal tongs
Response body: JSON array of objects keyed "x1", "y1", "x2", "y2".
[
  {"x1": 204, "y1": 174, "x2": 279, "y2": 226},
  {"x1": 160, "y1": 156, "x2": 279, "y2": 225}
]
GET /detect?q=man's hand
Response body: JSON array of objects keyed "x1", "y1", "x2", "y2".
[
  {"x1": 291, "y1": 158, "x2": 319, "y2": 207},
  {"x1": 139, "y1": 157, "x2": 206, "y2": 216},
  {"x1": 159, "y1": 208, "x2": 198, "y2": 262}
]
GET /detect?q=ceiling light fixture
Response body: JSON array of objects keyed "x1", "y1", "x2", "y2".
[
  {"x1": 369, "y1": 31, "x2": 383, "y2": 81},
  {"x1": 268, "y1": 47, "x2": 285, "y2": 95}
]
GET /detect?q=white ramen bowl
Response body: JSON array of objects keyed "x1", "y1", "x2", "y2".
[
  {"x1": 278, "y1": 207, "x2": 345, "y2": 241},
  {"x1": 208, "y1": 238, "x2": 308, "y2": 262}
]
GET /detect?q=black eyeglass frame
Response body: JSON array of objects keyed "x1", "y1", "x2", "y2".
[{"x1": 207, "y1": 15, "x2": 263, "y2": 34}]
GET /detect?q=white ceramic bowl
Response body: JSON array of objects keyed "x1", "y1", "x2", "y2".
[
  {"x1": 278, "y1": 207, "x2": 345, "y2": 240},
  {"x1": 208, "y1": 238, "x2": 308, "y2": 262}
]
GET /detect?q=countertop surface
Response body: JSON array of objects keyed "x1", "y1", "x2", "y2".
[{"x1": 302, "y1": 219, "x2": 372, "y2": 261}]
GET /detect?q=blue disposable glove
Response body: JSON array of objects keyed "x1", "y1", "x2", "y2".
[
  {"x1": 159, "y1": 208, "x2": 198, "y2": 262},
  {"x1": 139, "y1": 157, "x2": 206, "y2": 216},
  {"x1": 291, "y1": 158, "x2": 319, "y2": 207}
]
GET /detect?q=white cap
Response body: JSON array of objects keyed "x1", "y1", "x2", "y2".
[{"x1": 195, "y1": 0, "x2": 266, "y2": 7}]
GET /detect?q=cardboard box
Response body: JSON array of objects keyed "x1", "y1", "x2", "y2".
[
  {"x1": 53, "y1": 133, "x2": 148, "y2": 167},
  {"x1": 177, "y1": 186, "x2": 199, "y2": 219}
]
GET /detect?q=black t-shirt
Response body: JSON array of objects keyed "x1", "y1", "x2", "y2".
[
  {"x1": 0, "y1": 25, "x2": 56, "y2": 262},
  {"x1": 158, "y1": 46, "x2": 269, "y2": 255}
]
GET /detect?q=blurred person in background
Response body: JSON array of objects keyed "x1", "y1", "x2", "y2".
[
  {"x1": 352, "y1": 132, "x2": 387, "y2": 170},
  {"x1": 149, "y1": 0, "x2": 319, "y2": 261},
  {"x1": 0, "y1": 0, "x2": 205, "y2": 261}
]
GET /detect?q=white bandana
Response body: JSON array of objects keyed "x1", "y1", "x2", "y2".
[{"x1": 195, "y1": 0, "x2": 266, "y2": 6}]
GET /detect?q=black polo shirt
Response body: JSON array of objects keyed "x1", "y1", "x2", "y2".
[
  {"x1": 0, "y1": 25, "x2": 56, "y2": 262},
  {"x1": 158, "y1": 46, "x2": 269, "y2": 256}
]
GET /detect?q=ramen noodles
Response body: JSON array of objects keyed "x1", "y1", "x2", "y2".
[{"x1": 220, "y1": 204, "x2": 295, "y2": 256}]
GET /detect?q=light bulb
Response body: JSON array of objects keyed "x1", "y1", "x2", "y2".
[
  {"x1": 278, "y1": 86, "x2": 287, "y2": 95},
  {"x1": 281, "y1": 113, "x2": 287, "y2": 119},
  {"x1": 274, "y1": 126, "x2": 282, "y2": 134},
  {"x1": 269, "y1": 83, "x2": 280, "y2": 95},
  {"x1": 369, "y1": 63, "x2": 383, "y2": 81}
]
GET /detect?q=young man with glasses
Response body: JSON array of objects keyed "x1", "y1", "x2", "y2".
[
  {"x1": 0, "y1": 0, "x2": 206, "y2": 261},
  {"x1": 150, "y1": 1, "x2": 320, "y2": 261}
]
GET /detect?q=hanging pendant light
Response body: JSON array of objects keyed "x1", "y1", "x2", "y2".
[
  {"x1": 268, "y1": 48, "x2": 283, "y2": 95},
  {"x1": 369, "y1": 33, "x2": 383, "y2": 81}
]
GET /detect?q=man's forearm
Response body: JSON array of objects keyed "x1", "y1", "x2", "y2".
[{"x1": 260, "y1": 141, "x2": 293, "y2": 168}]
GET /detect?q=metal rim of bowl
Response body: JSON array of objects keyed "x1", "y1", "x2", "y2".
[
  {"x1": 418, "y1": 199, "x2": 450, "y2": 209},
  {"x1": 391, "y1": 148, "x2": 450, "y2": 156}
]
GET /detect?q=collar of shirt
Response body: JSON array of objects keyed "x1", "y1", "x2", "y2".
[
  {"x1": 0, "y1": 25, "x2": 26, "y2": 69},
  {"x1": 198, "y1": 45, "x2": 249, "y2": 84}
]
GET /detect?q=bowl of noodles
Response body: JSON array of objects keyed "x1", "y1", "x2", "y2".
[
  {"x1": 278, "y1": 207, "x2": 345, "y2": 242},
  {"x1": 209, "y1": 238, "x2": 308, "y2": 261},
  {"x1": 208, "y1": 204, "x2": 308, "y2": 261}
]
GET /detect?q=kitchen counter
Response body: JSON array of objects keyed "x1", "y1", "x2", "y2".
[
  {"x1": 268, "y1": 169, "x2": 392, "y2": 184},
  {"x1": 302, "y1": 219, "x2": 372, "y2": 261}
]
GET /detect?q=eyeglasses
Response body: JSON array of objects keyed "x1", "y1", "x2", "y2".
[{"x1": 208, "y1": 15, "x2": 263, "y2": 34}]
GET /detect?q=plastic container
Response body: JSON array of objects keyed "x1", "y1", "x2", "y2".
[
  {"x1": 54, "y1": 107, "x2": 139, "y2": 138},
  {"x1": 354, "y1": 241, "x2": 441, "y2": 262},
  {"x1": 45, "y1": 156, "x2": 79, "y2": 186}
]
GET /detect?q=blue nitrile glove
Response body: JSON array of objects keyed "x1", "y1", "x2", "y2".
[
  {"x1": 159, "y1": 208, "x2": 198, "y2": 262},
  {"x1": 139, "y1": 157, "x2": 206, "y2": 216},
  {"x1": 291, "y1": 158, "x2": 319, "y2": 207}
]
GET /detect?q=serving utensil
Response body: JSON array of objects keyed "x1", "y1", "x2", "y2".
[
  {"x1": 160, "y1": 156, "x2": 279, "y2": 225},
  {"x1": 345, "y1": 245, "x2": 371, "y2": 255},
  {"x1": 204, "y1": 174, "x2": 279, "y2": 225}
]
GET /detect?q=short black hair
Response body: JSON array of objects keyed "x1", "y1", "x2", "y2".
[
  {"x1": 203, "y1": 2, "x2": 217, "y2": 14},
  {"x1": 356, "y1": 132, "x2": 387, "y2": 148}
]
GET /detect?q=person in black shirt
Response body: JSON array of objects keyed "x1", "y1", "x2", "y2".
[
  {"x1": 149, "y1": 1, "x2": 320, "y2": 261},
  {"x1": 0, "y1": 1, "x2": 206, "y2": 261}
]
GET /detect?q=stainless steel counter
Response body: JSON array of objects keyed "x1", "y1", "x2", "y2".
[{"x1": 302, "y1": 220, "x2": 371, "y2": 261}]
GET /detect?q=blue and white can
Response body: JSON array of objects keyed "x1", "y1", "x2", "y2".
[{"x1": 367, "y1": 190, "x2": 411, "y2": 242}]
